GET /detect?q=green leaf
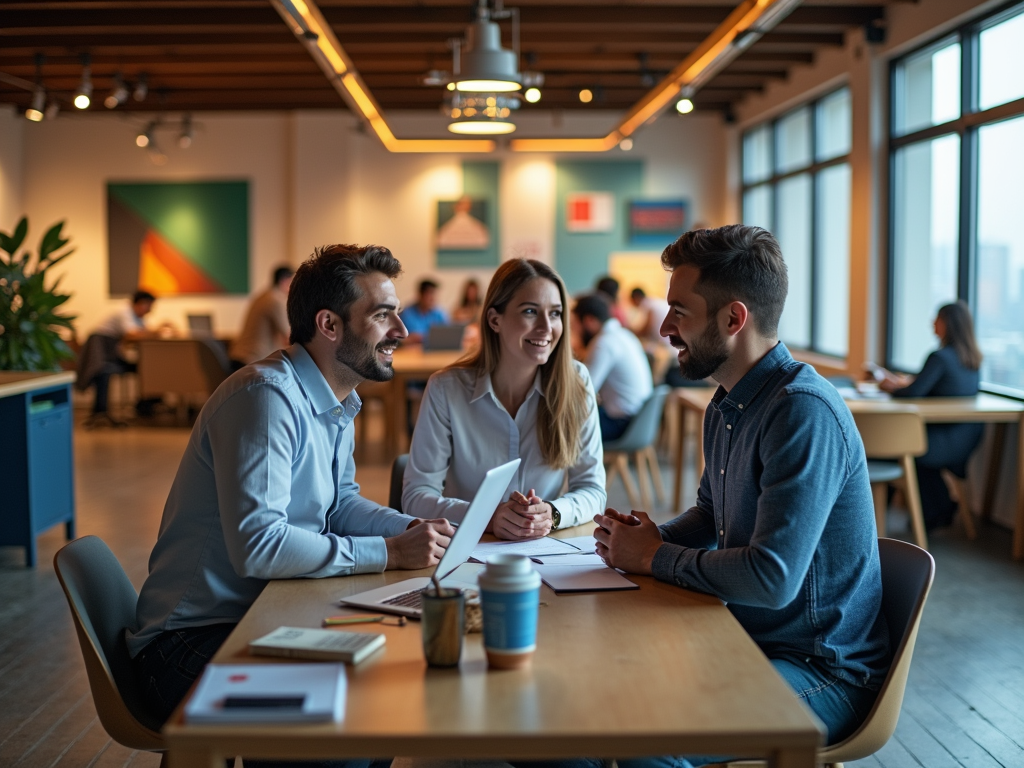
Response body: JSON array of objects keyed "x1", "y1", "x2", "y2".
[
  {"x1": 39, "y1": 221, "x2": 69, "y2": 262},
  {"x1": 0, "y1": 217, "x2": 28, "y2": 257}
]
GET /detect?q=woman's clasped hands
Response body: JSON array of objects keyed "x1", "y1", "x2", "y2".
[{"x1": 490, "y1": 487, "x2": 553, "y2": 540}]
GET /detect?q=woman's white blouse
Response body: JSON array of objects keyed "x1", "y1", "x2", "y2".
[{"x1": 402, "y1": 361, "x2": 606, "y2": 528}]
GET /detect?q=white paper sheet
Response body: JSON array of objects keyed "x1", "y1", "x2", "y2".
[
  {"x1": 553, "y1": 535, "x2": 598, "y2": 554},
  {"x1": 470, "y1": 537, "x2": 580, "y2": 561},
  {"x1": 530, "y1": 553, "x2": 606, "y2": 566}
]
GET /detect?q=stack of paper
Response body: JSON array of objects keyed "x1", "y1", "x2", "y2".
[{"x1": 184, "y1": 663, "x2": 346, "y2": 724}]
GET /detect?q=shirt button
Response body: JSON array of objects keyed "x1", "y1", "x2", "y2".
[
  {"x1": 331, "y1": 407, "x2": 342, "y2": 417},
  {"x1": 720, "y1": 469, "x2": 725, "y2": 475},
  {"x1": 738, "y1": 403, "x2": 744, "y2": 409},
  {"x1": 719, "y1": 529, "x2": 724, "y2": 536},
  {"x1": 726, "y1": 424, "x2": 732, "y2": 430}
]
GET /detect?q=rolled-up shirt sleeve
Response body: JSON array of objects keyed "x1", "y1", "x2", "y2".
[
  {"x1": 403, "y1": 376, "x2": 473, "y2": 522},
  {"x1": 207, "y1": 384, "x2": 402, "y2": 579},
  {"x1": 550, "y1": 367, "x2": 607, "y2": 527},
  {"x1": 651, "y1": 393, "x2": 850, "y2": 609}
]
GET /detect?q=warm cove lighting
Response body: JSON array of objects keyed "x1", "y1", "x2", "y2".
[{"x1": 449, "y1": 120, "x2": 516, "y2": 135}]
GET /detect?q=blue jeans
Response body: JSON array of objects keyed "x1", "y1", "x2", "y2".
[
  {"x1": 133, "y1": 623, "x2": 390, "y2": 768},
  {"x1": 598, "y1": 405, "x2": 633, "y2": 442},
  {"x1": 513, "y1": 655, "x2": 878, "y2": 768}
]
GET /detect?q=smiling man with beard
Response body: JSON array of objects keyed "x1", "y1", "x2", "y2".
[
  {"x1": 129, "y1": 245, "x2": 455, "y2": 746},
  {"x1": 590, "y1": 225, "x2": 890, "y2": 768}
]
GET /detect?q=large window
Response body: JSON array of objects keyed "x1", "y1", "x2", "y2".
[
  {"x1": 742, "y1": 88, "x2": 852, "y2": 357},
  {"x1": 889, "y1": 2, "x2": 1024, "y2": 395}
]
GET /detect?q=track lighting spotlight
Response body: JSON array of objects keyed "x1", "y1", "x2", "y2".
[
  {"x1": 73, "y1": 53, "x2": 92, "y2": 110},
  {"x1": 134, "y1": 73, "x2": 149, "y2": 102},
  {"x1": 524, "y1": 87, "x2": 541, "y2": 103},
  {"x1": 179, "y1": 114, "x2": 193, "y2": 148},
  {"x1": 45, "y1": 101, "x2": 60, "y2": 120},
  {"x1": 105, "y1": 73, "x2": 129, "y2": 109},
  {"x1": 136, "y1": 121, "x2": 157, "y2": 148},
  {"x1": 579, "y1": 89, "x2": 593, "y2": 104},
  {"x1": 675, "y1": 98, "x2": 694, "y2": 114},
  {"x1": 619, "y1": 138, "x2": 634, "y2": 151},
  {"x1": 25, "y1": 87, "x2": 45, "y2": 122}
]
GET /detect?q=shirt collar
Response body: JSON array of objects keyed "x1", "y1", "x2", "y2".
[
  {"x1": 286, "y1": 344, "x2": 362, "y2": 417},
  {"x1": 471, "y1": 368, "x2": 544, "y2": 404},
  {"x1": 714, "y1": 341, "x2": 792, "y2": 413}
]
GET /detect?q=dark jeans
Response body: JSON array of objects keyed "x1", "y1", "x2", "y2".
[
  {"x1": 133, "y1": 623, "x2": 390, "y2": 768},
  {"x1": 92, "y1": 359, "x2": 136, "y2": 414},
  {"x1": 512, "y1": 655, "x2": 879, "y2": 768},
  {"x1": 598, "y1": 405, "x2": 633, "y2": 442}
]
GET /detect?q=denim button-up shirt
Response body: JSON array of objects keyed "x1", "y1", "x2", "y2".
[
  {"x1": 651, "y1": 343, "x2": 890, "y2": 688},
  {"x1": 128, "y1": 345, "x2": 416, "y2": 657}
]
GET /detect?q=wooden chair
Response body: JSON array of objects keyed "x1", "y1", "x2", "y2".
[
  {"x1": 53, "y1": 536, "x2": 167, "y2": 766},
  {"x1": 942, "y1": 469, "x2": 978, "y2": 539},
  {"x1": 853, "y1": 409, "x2": 929, "y2": 550},
  {"x1": 604, "y1": 386, "x2": 670, "y2": 510},
  {"x1": 718, "y1": 538, "x2": 935, "y2": 768},
  {"x1": 390, "y1": 453, "x2": 409, "y2": 513}
]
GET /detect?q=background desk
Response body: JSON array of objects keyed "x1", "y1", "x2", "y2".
[
  {"x1": 385, "y1": 348, "x2": 467, "y2": 455},
  {"x1": 670, "y1": 388, "x2": 1024, "y2": 560},
  {"x1": 0, "y1": 371, "x2": 76, "y2": 566},
  {"x1": 164, "y1": 546, "x2": 821, "y2": 767}
]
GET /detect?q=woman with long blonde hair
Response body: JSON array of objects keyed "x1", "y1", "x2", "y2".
[{"x1": 403, "y1": 259, "x2": 605, "y2": 539}]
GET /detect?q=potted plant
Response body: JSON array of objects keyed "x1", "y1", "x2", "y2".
[{"x1": 0, "y1": 217, "x2": 77, "y2": 371}]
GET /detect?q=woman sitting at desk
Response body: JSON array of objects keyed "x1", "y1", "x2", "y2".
[
  {"x1": 878, "y1": 300, "x2": 984, "y2": 529},
  {"x1": 403, "y1": 259, "x2": 605, "y2": 540}
]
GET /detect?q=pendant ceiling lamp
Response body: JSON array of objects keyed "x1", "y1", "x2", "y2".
[
  {"x1": 447, "y1": 93, "x2": 516, "y2": 134},
  {"x1": 455, "y1": 2, "x2": 521, "y2": 93}
]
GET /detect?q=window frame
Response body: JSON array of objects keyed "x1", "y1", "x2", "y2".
[
  {"x1": 740, "y1": 87, "x2": 852, "y2": 357},
  {"x1": 887, "y1": 0, "x2": 1024, "y2": 398}
]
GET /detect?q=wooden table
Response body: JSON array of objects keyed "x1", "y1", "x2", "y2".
[
  {"x1": 670, "y1": 388, "x2": 1024, "y2": 559},
  {"x1": 670, "y1": 387, "x2": 718, "y2": 515},
  {"x1": 384, "y1": 347, "x2": 468, "y2": 455},
  {"x1": 163, "y1": 547, "x2": 822, "y2": 767},
  {"x1": 0, "y1": 371, "x2": 76, "y2": 566}
]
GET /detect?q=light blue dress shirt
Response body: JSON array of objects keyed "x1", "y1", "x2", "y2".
[
  {"x1": 584, "y1": 318, "x2": 653, "y2": 418},
  {"x1": 402, "y1": 361, "x2": 606, "y2": 528},
  {"x1": 127, "y1": 344, "x2": 416, "y2": 657}
]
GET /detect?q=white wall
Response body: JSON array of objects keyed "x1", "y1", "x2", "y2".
[{"x1": 10, "y1": 107, "x2": 727, "y2": 334}]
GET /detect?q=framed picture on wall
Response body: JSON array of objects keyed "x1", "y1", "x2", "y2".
[
  {"x1": 566, "y1": 192, "x2": 615, "y2": 233},
  {"x1": 628, "y1": 200, "x2": 689, "y2": 246},
  {"x1": 436, "y1": 196, "x2": 490, "y2": 251},
  {"x1": 107, "y1": 180, "x2": 249, "y2": 296}
]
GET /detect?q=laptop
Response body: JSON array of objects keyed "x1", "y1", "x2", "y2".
[
  {"x1": 187, "y1": 314, "x2": 214, "y2": 336},
  {"x1": 424, "y1": 323, "x2": 467, "y2": 351},
  {"x1": 339, "y1": 458, "x2": 521, "y2": 618}
]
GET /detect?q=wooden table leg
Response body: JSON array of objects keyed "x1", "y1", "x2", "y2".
[
  {"x1": 1014, "y1": 415, "x2": 1024, "y2": 560},
  {"x1": 768, "y1": 747, "x2": 817, "y2": 768},
  {"x1": 168, "y1": 746, "x2": 224, "y2": 768},
  {"x1": 672, "y1": 399, "x2": 688, "y2": 513},
  {"x1": 982, "y1": 423, "x2": 1006, "y2": 522}
]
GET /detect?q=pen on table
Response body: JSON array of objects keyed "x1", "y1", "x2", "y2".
[{"x1": 323, "y1": 614, "x2": 407, "y2": 627}]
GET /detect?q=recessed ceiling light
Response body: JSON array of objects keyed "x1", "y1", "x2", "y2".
[
  {"x1": 676, "y1": 98, "x2": 694, "y2": 114},
  {"x1": 579, "y1": 89, "x2": 593, "y2": 103}
]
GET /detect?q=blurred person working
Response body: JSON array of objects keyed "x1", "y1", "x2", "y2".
[
  {"x1": 592, "y1": 226, "x2": 889, "y2": 767},
  {"x1": 876, "y1": 300, "x2": 984, "y2": 530},
  {"x1": 76, "y1": 290, "x2": 158, "y2": 427},
  {"x1": 595, "y1": 274, "x2": 629, "y2": 326},
  {"x1": 629, "y1": 286, "x2": 672, "y2": 350},
  {"x1": 400, "y1": 279, "x2": 448, "y2": 345},
  {"x1": 403, "y1": 259, "x2": 606, "y2": 540},
  {"x1": 128, "y1": 244, "x2": 455, "y2": 731},
  {"x1": 228, "y1": 264, "x2": 293, "y2": 371},
  {"x1": 451, "y1": 278, "x2": 483, "y2": 325},
  {"x1": 573, "y1": 292, "x2": 653, "y2": 441}
]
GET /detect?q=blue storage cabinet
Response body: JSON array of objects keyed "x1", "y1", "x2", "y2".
[{"x1": 0, "y1": 382, "x2": 76, "y2": 566}]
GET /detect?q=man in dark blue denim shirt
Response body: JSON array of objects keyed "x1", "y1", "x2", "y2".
[{"x1": 595, "y1": 226, "x2": 890, "y2": 766}]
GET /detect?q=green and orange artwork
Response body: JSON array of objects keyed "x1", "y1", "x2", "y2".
[{"x1": 107, "y1": 181, "x2": 249, "y2": 295}]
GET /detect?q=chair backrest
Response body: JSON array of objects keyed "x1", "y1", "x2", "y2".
[
  {"x1": 819, "y1": 537, "x2": 935, "y2": 763},
  {"x1": 603, "y1": 385, "x2": 671, "y2": 453},
  {"x1": 853, "y1": 410, "x2": 927, "y2": 459},
  {"x1": 53, "y1": 536, "x2": 164, "y2": 750},
  {"x1": 390, "y1": 453, "x2": 409, "y2": 512},
  {"x1": 137, "y1": 339, "x2": 229, "y2": 399}
]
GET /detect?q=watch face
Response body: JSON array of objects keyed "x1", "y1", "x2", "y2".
[{"x1": 551, "y1": 509, "x2": 561, "y2": 529}]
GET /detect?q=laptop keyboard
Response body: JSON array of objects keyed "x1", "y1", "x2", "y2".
[{"x1": 381, "y1": 588, "x2": 425, "y2": 610}]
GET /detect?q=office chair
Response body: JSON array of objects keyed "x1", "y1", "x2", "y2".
[
  {"x1": 53, "y1": 536, "x2": 167, "y2": 764},
  {"x1": 390, "y1": 453, "x2": 409, "y2": 513},
  {"x1": 718, "y1": 538, "x2": 935, "y2": 768},
  {"x1": 853, "y1": 409, "x2": 929, "y2": 550},
  {"x1": 603, "y1": 385, "x2": 671, "y2": 510}
]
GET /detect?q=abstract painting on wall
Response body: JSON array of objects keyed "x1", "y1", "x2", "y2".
[{"x1": 107, "y1": 181, "x2": 249, "y2": 296}]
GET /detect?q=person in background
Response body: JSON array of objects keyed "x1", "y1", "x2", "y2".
[
  {"x1": 76, "y1": 290, "x2": 158, "y2": 427},
  {"x1": 128, "y1": 244, "x2": 455, "y2": 742},
  {"x1": 573, "y1": 292, "x2": 653, "y2": 441},
  {"x1": 451, "y1": 278, "x2": 483, "y2": 325},
  {"x1": 400, "y1": 279, "x2": 448, "y2": 345},
  {"x1": 629, "y1": 286, "x2": 672, "y2": 351},
  {"x1": 403, "y1": 259, "x2": 605, "y2": 539},
  {"x1": 878, "y1": 300, "x2": 984, "y2": 529},
  {"x1": 595, "y1": 275, "x2": 630, "y2": 326},
  {"x1": 593, "y1": 225, "x2": 889, "y2": 767},
  {"x1": 228, "y1": 264, "x2": 294, "y2": 371}
]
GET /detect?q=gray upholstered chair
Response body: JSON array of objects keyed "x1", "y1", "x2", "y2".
[
  {"x1": 390, "y1": 453, "x2": 410, "y2": 513},
  {"x1": 54, "y1": 536, "x2": 166, "y2": 764},
  {"x1": 603, "y1": 385, "x2": 671, "y2": 510}
]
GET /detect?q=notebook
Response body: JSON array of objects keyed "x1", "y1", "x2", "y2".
[
  {"x1": 338, "y1": 458, "x2": 521, "y2": 618},
  {"x1": 249, "y1": 626, "x2": 385, "y2": 665}
]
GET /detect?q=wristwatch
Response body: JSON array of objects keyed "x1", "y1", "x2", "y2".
[{"x1": 549, "y1": 503, "x2": 562, "y2": 531}]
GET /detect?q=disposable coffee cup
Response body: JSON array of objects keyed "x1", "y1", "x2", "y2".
[
  {"x1": 421, "y1": 587, "x2": 465, "y2": 667},
  {"x1": 478, "y1": 554, "x2": 541, "y2": 670}
]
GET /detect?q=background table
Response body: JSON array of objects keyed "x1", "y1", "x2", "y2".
[
  {"x1": 670, "y1": 388, "x2": 1024, "y2": 559},
  {"x1": 385, "y1": 347, "x2": 467, "y2": 454},
  {"x1": 164, "y1": 542, "x2": 822, "y2": 767}
]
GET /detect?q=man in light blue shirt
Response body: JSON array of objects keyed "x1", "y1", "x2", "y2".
[
  {"x1": 573, "y1": 292, "x2": 653, "y2": 441},
  {"x1": 130, "y1": 245, "x2": 455, "y2": 731},
  {"x1": 399, "y1": 278, "x2": 448, "y2": 345}
]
